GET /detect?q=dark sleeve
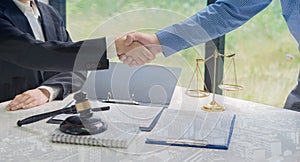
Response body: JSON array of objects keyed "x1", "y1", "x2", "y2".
[
  {"x1": 0, "y1": 16, "x2": 108, "y2": 72},
  {"x1": 34, "y1": 4, "x2": 88, "y2": 98},
  {"x1": 41, "y1": 71, "x2": 87, "y2": 99}
]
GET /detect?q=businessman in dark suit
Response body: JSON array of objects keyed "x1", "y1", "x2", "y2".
[{"x1": 0, "y1": 0, "x2": 152, "y2": 110}]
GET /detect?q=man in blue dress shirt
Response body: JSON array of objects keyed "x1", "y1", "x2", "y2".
[{"x1": 121, "y1": 0, "x2": 300, "y2": 111}]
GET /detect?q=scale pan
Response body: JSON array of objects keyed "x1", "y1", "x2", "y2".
[
  {"x1": 185, "y1": 89, "x2": 210, "y2": 98},
  {"x1": 218, "y1": 84, "x2": 243, "y2": 91}
]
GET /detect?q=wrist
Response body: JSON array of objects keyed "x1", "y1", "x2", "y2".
[
  {"x1": 115, "y1": 36, "x2": 126, "y2": 55},
  {"x1": 153, "y1": 34, "x2": 163, "y2": 54},
  {"x1": 38, "y1": 88, "x2": 50, "y2": 101}
]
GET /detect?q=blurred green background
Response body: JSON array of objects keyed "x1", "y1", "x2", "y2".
[{"x1": 66, "y1": 0, "x2": 299, "y2": 108}]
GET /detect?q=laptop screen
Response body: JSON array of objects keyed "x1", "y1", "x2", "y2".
[{"x1": 82, "y1": 62, "x2": 181, "y2": 105}]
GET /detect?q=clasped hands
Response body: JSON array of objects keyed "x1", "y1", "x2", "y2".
[{"x1": 115, "y1": 32, "x2": 163, "y2": 66}]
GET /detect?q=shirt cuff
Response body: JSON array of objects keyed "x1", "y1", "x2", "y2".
[
  {"x1": 38, "y1": 85, "x2": 61, "y2": 102},
  {"x1": 106, "y1": 36, "x2": 117, "y2": 59}
]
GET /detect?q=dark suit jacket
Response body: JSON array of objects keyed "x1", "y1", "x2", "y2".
[
  {"x1": 0, "y1": 0, "x2": 108, "y2": 102},
  {"x1": 0, "y1": 0, "x2": 109, "y2": 72}
]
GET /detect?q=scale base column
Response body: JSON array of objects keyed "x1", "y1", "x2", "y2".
[{"x1": 202, "y1": 100, "x2": 225, "y2": 112}]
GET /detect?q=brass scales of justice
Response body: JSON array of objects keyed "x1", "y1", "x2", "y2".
[{"x1": 186, "y1": 51, "x2": 243, "y2": 112}]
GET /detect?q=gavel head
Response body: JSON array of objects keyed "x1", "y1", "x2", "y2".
[
  {"x1": 74, "y1": 91, "x2": 92, "y2": 118},
  {"x1": 74, "y1": 91, "x2": 88, "y2": 102},
  {"x1": 60, "y1": 91, "x2": 108, "y2": 135}
]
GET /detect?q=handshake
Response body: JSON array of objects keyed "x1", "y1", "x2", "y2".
[{"x1": 115, "y1": 32, "x2": 163, "y2": 66}]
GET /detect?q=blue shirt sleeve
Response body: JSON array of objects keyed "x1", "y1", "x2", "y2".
[
  {"x1": 156, "y1": 0, "x2": 272, "y2": 57},
  {"x1": 280, "y1": 0, "x2": 300, "y2": 51}
]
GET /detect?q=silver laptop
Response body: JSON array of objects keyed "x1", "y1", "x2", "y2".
[{"x1": 82, "y1": 62, "x2": 181, "y2": 106}]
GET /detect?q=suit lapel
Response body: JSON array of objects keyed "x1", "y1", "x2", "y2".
[
  {"x1": 35, "y1": 1, "x2": 57, "y2": 41},
  {"x1": 1, "y1": 0, "x2": 35, "y2": 37}
]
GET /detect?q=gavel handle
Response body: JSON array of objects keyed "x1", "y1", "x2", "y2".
[{"x1": 17, "y1": 106, "x2": 76, "y2": 127}]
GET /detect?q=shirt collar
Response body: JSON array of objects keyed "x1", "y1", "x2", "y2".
[{"x1": 13, "y1": 0, "x2": 40, "y2": 18}]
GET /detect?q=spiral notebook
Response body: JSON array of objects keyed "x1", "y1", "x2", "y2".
[
  {"x1": 51, "y1": 122, "x2": 139, "y2": 148},
  {"x1": 145, "y1": 109, "x2": 236, "y2": 150}
]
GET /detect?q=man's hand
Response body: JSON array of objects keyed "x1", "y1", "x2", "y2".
[
  {"x1": 121, "y1": 32, "x2": 163, "y2": 66},
  {"x1": 115, "y1": 36, "x2": 155, "y2": 66},
  {"x1": 6, "y1": 88, "x2": 50, "y2": 111},
  {"x1": 125, "y1": 32, "x2": 163, "y2": 54}
]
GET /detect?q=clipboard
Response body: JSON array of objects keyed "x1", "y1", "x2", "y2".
[
  {"x1": 81, "y1": 62, "x2": 181, "y2": 132},
  {"x1": 139, "y1": 106, "x2": 167, "y2": 132},
  {"x1": 145, "y1": 109, "x2": 236, "y2": 150},
  {"x1": 81, "y1": 62, "x2": 181, "y2": 105}
]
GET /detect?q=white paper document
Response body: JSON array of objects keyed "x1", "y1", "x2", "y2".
[
  {"x1": 146, "y1": 109, "x2": 236, "y2": 149},
  {"x1": 97, "y1": 103, "x2": 164, "y2": 128}
]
